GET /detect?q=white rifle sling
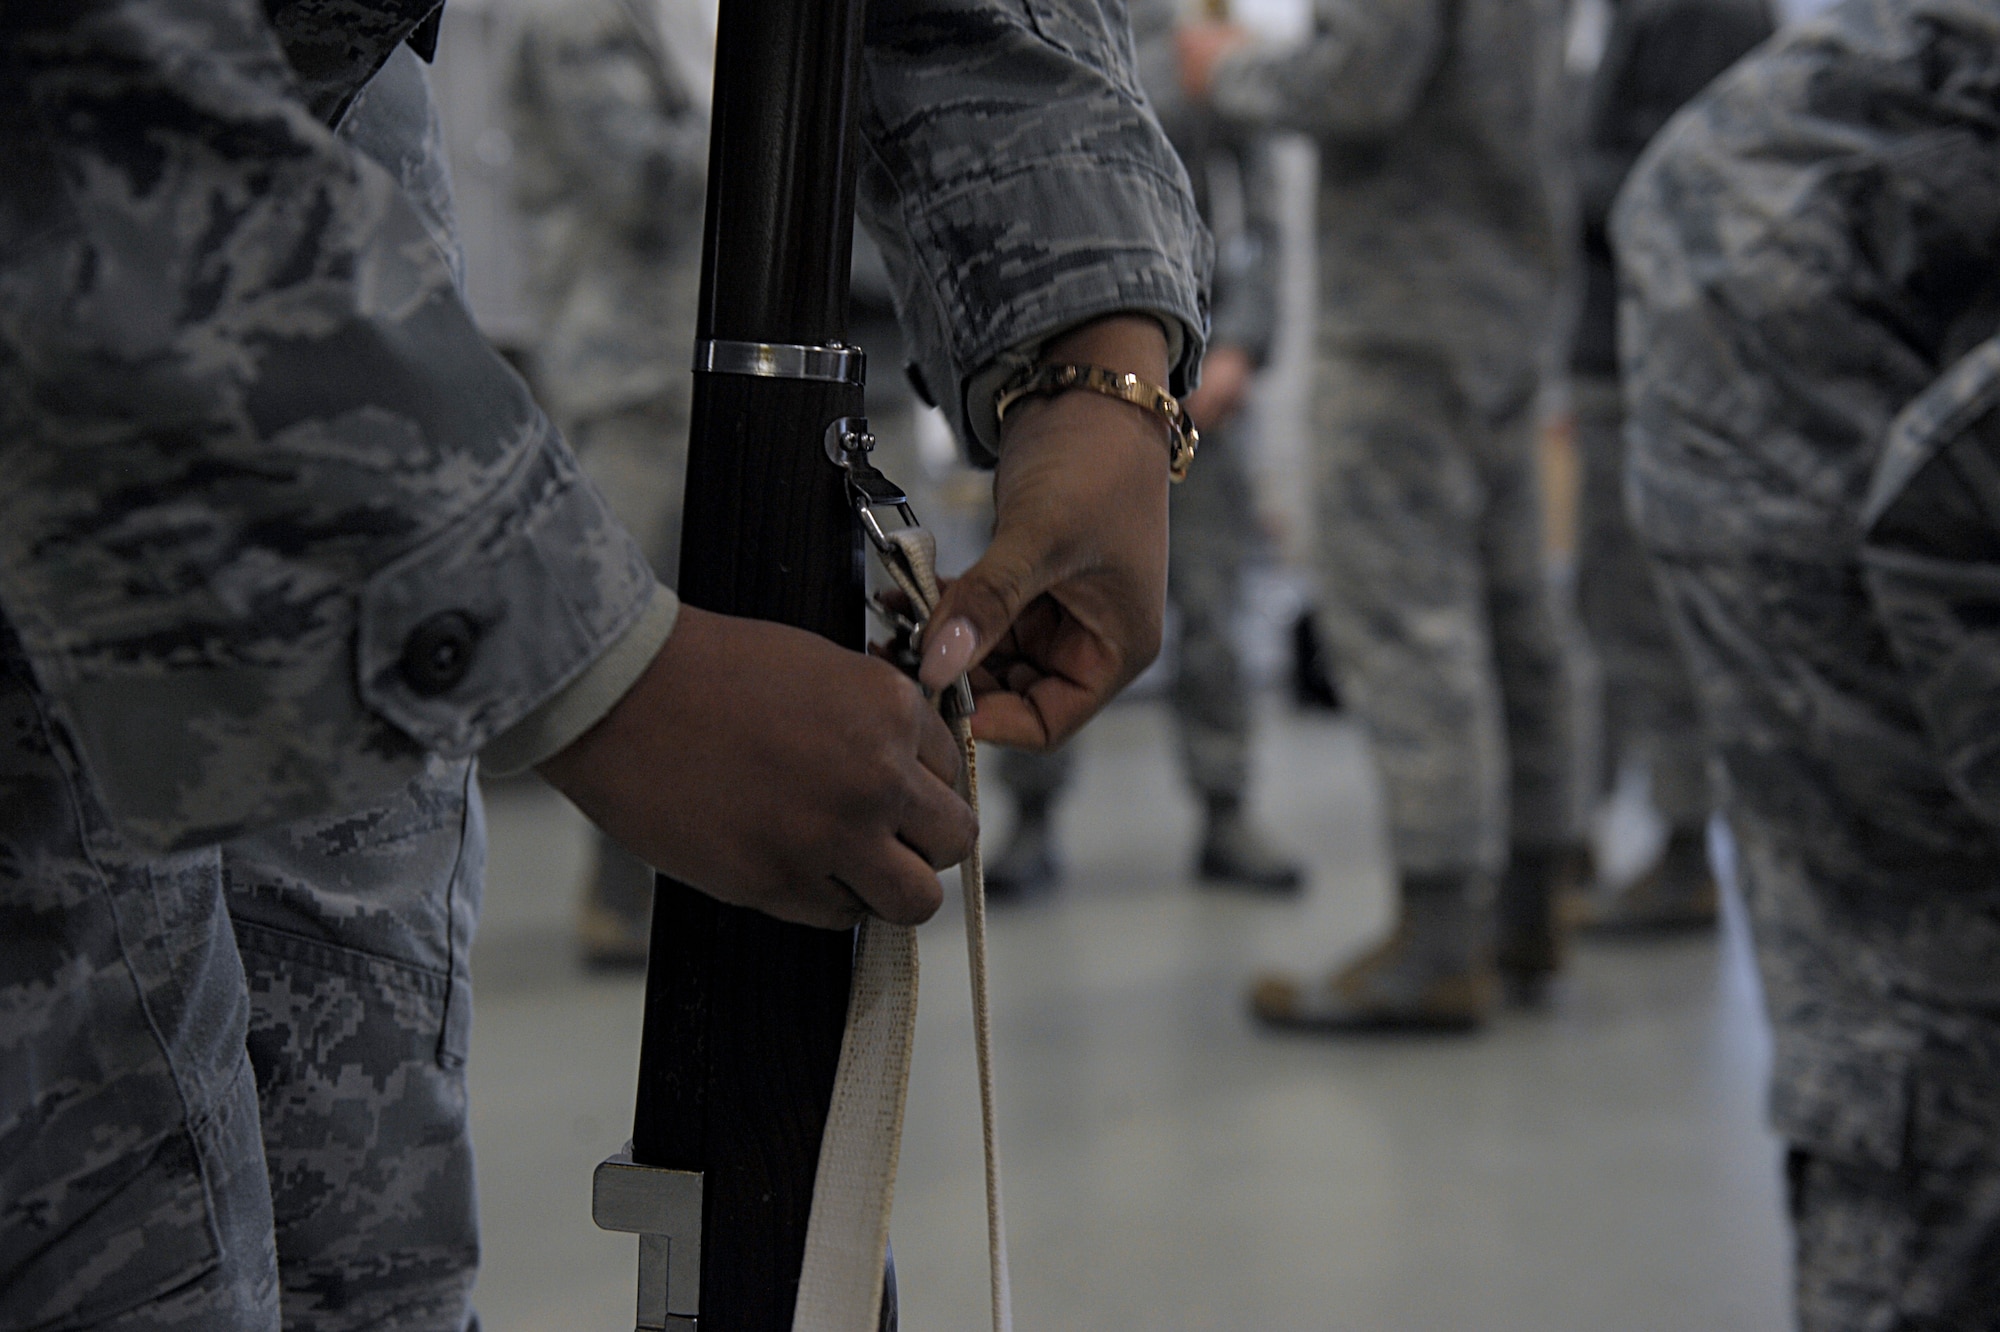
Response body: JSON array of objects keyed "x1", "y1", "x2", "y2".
[{"x1": 791, "y1": 523, "x2": 1013, "y2": 1332}]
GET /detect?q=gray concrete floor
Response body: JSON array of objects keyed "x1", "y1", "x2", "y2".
[{"x1": 469, "y1": 699, "x2": 1792, "y2": 1331}]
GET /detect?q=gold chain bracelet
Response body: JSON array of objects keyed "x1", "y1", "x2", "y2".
[{"x1": 994, "y1": 362, "x2": 1198, "y2": 482}]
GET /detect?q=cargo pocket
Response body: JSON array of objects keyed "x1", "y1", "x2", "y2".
[
  {"x1": 232, "y1": 923, "x2": 480, "y2": 1323},
  {"x1": 222, "y1": 754, "x2": 481, "y2": 1074},
  {"x1": 0, "y1": 651, "x2": 254, "y2": 1331}
]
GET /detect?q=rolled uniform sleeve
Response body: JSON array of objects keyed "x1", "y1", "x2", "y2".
[
  {"x1": 855, "y1": 0, "x2": 1213, "y2": 459},
  {"x1": 0, "y1": 0, "x2": 657, "y2": 849}
]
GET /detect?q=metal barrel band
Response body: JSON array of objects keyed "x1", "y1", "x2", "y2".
[{"x1": 696, "y1": 338, "x2": 867, "y2": 385}]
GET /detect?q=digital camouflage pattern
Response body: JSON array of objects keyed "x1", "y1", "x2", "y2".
[
  {"x1": 0, "y1": 0, "x2": 1209, "y2": 853},
  {"x1": 1000, "y1": 0, "x2": 1279, "y2": 812},
  {"x1": 1131, "y1": 0, "x2": 1281, "y2": 370},
  {"x1": 1310, "y1": 348, "x2": 1581, "y2": 874},
  {"x1": 1209, "y1": 0, "x2": 1573, "y2": 418},
  {"x1": 1615, "y1": 0, "x2": 2000, "y2": 1320},
  {"x1": 1210, "y1": 0, "x2": 1583, "y2": 875},
  {"x1": 1569, "y1": 0, "x2": 1772, "y2": 830},
  {"x1": 857, "y1": 0, "x2": 1211, "y2": 458},
  {"x1": 0, "y1": 0, "x2": 1210, "y2": 1326},
  {"x1": 225, "y1": 751, "x2": 484, "y2": 1331},
  {"x1": 2, "y1": 41, "x2": 486, "y2": 1332},
  {"x1": 0, "y1": 0, "x2": 659, "y2": 852},
  {"x1": 225, "y1": 49, "x2": 484, "y2": 1331},
  {"x1": 0, "y1": 621, "x2": 281, "y2": 1332},
  {"x1": 1569, "y1": 0, "x2": 1774, "y2": 380}
]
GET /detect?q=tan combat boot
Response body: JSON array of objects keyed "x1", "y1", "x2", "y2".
[{"x1": 1249, "y1": 872, "x2": 1497, "y2": 1032}]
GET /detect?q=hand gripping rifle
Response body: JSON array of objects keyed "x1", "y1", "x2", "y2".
[{"x1": 589, "y1": 2, "x2": 888, "y2": 1328}]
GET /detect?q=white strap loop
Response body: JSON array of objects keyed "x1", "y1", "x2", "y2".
[{"x1": 791, "y1": 526, "x2": 1013, "y2": 1332}]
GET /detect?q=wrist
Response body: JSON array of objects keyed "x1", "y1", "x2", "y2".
[
  {"x1": 996, "y1": 361, "x2": 1195, "y2": 481},
  {"x1": 996, "y1": 316, "x2": 1188, "y2": 478},
  {"x1": 962, "y1": 312, "x2": 1185, "y2": 462}
]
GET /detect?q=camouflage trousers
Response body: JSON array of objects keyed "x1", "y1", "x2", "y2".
[
  {"x1": 0, "y1": 626, "x2": 483, "y2": 1332},
  {"x1": 1572, "y1": 376, "x2": 1709, "y2": 829},
  {"x1": 1786, "y1": 1053, "x2": 2000, "y2": 1332},
  {"x1": 1001, "y1": 417, "x2": 1257, "y2": 805},
  {"x1": 1310, "y1": 345, "x2": 1581, "y2": 875}
]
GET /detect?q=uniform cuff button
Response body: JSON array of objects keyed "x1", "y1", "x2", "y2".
[{"x1": 401, "y1": 611, "x2": 481, "y2": 696}]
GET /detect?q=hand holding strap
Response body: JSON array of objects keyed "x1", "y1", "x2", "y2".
[{"x1": 793, "y1": 475, "x2": 1012, "y2": 1332}]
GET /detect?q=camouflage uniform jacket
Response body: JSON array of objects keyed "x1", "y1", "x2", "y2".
[
  {"x1": 1614, "y1": 0, "x2": 2000, "y2": 1166},
  {"x1": 1206, "y1": 0, "x2": 1570, "y2": 411},
  {"x1": 0, "y1": 0, "x2": 1208, "y2": 851},
  {"x1": 505, "y1": 0, "x2": 709, "y2": 425},
  {"x1": 1131, "y1": 0, "x2": 1280, "y2": 368}
]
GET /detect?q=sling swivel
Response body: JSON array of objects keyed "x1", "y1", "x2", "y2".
[{"x1": 825, "y1": 416, "x2": 920, "y2": 555}]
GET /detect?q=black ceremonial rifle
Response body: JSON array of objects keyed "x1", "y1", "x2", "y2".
[{"x1": 587, "y1": 2, "x2": 889, "y2": 1328}]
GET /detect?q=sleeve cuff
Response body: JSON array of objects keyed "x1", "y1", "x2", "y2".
[{"x1": 481, "y1": 582, "x2": 681, "y2": 775}]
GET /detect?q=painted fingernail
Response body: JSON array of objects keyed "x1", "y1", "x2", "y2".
[{"x1": 921, "y1": 617, "x2": 978, "y2": 688}]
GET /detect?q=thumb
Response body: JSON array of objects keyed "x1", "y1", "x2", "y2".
[{"x1": 918, "y1": 532, "x2": 1047, "y2": 692}]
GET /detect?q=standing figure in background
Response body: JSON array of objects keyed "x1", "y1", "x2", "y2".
[
  {"x1": 506, "y1": 0, "x2": 712, "y2": 965},
  {"x1": 1617, "y1": 0, "x2": 2000, "y2": 1321},
  {"x1": 1568, "y1": 0, "x2": 1771, "y2": 930},
  {"x1": 1183, "y1": 0, "x2": 1588, "y2": 1029},
  {"x1": 983, "y1": 0, "x2": 1306, "y2": 901}
]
